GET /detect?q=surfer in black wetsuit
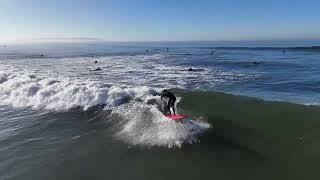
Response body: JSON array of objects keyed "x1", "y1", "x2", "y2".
[{"x1": 161, "y1": 89, "x2": 176, "y2": 115}]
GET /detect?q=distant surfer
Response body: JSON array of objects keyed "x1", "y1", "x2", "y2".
[
  {"x1": 161, "y1": 89, "x2": 176, "y2": 115},
  {"x1": 29, "y1": 74, "x2": 37, "y2": 79},
  {"x1": 252, "y1": 61, "x2": 259, "y2": 65},
  {"x1": 89, "y1": 67, "x2": 102, "y2": 71}
]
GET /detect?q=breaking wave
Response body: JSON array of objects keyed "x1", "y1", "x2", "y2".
[
  {"x1": 0, "y1": 67, "x2": 211, "y2": 148},
  {"x1": 0, "y1": 70, "x2": 157, "y2": 111}
]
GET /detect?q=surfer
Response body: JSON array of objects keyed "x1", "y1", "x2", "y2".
[
  {"x1": 89, "y1": 67, "x2": 102, "y2": 71},
  {"x1": 161, "y1": 89, "x2": 176, "y2": 115}
]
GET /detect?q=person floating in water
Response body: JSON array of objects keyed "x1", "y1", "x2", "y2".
[
  {"x1": 89, "y1": 67, "x2": 102, "y2": 71},
  {"x1": 161, "y1": 89, "x2": 176, "y2": 115},
  {"x1": 252, "y1": 61, "x2": 259, "y2": 65}
]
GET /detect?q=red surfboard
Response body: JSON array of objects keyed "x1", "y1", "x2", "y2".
[{"x1": 166, "y1": 115, "x2": 188, "y2": 121}]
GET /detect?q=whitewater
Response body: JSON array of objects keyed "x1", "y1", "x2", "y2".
[{"x1": 0, "y1": 54, "x2": 219, "y2": 147}]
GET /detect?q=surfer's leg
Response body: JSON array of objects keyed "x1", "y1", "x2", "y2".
[
  {"x1": 171, "y1": 99, "x2": 176, "y2": 115},
  {"x1": 167, "y1": 99, "x2": 175, "y2": 115},
  {"x1": 167, "y1": 101, "x2": 172, "y2": 115},
  {"x1": 172, "y1": 106, "x2": 176, "y2": 115}
]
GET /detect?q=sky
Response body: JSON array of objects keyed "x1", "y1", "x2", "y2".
[{"x1": 0, "y1": 0, "x2": 320, "y2": 42}]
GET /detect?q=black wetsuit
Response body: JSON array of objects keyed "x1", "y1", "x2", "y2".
[{"x1": 161, "y1": 91, "x2": 176, "y2": 114}]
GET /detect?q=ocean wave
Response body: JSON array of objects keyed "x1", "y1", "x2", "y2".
[
  {"x1": 0, "y1": 68, "x2": 212, "y2": 148},
  {"x1": 0, "y1": 69, "x2": 158, "y2": 111},
  {"x1": 0, "y1": 65, "x2": 213, "y2": 148}
]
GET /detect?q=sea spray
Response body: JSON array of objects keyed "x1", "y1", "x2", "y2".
[{"x1": 113, "y1": 101, "x2": 211, "y2": 148}]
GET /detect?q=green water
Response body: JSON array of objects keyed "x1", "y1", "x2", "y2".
[{"x1": 176, "y1": 90, "x2": 320, "y2": 180}]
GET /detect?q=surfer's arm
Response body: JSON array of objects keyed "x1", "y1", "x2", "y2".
[{"x1": 161, "y1": 93, "x2": 166, "y2": 100}]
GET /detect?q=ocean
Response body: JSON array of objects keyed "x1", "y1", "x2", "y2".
[{"x1": 0, "y1": 41, "x2": 320, "y2": 179}]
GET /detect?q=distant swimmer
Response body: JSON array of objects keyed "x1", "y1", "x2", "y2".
[
  {"x1": 95, "y1": 60, "x2": 98, "y2": 64},
  {"x1": 146, "y1": 49, "x2": 149, "y2": 54},
  {"x1": 252, "y1": 61, "x2": 260, "y2": 65},
  {"x1": 89, "y1": 67, "x2": 102, "y2": 71},
  {"x1": 161, "y1": 89, "x2": 176, "y2": 115},
  {"x1": 166, "y1": 48, "x2": 169, "y2": 53},
  {"x1": 29, "y1": 74, "x2": 37, "y2": 79},
  {"x1": 210, "y1": 51, "x2": 216, "y2": 55},
  {"x1": 186, "y1": 67, "x2": 205, "y2": 72}
]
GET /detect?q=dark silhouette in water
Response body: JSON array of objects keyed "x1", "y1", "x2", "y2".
[
  {"x1": 185, "y1": 67, "x2": 205, "y2": 72},
  {"x1": 95, "y1": 61, "x2": 98, "y2": 64},
  {"x1": 26, "y1": 54, "x2": 46, "y2": 59},
  {"x1": 252, "y1": 61, "x2": 260, "y2": 65},
  {"x1": 89, "y1": 67, "x2": 102, "y2": 71},
  {"x1": 210, "y1": 51, "x2": 216, "y2": 55},
  {"x1": 283, "y1": 50, "x2": 286, "y2": 53},
  {"x1": 29, "y1": 74, "x2": 37, "y2": 79},
  {"x1": 166, "y1": 48, "x2": 169, "y2": 53}
]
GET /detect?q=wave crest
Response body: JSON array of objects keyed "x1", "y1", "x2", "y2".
[{"x1": 0, "y1": 71, "x2": 157, "y2": 111}]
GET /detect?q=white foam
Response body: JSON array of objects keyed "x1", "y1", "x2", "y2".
[
  {"x1": 0, "y1": 69, "x2": 157, "y2": 111},
  {"x1": 0, "y1": 53, "x2": 256, "y2": 111},
  {"x1": 113, "y1": 101, "x2": 211, "y2": 148},
  {"x1": 1, "y1": 54, "x2": 257, "y2": 92}
]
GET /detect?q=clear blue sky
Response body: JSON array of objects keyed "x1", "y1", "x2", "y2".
[{"x1": 1, "y1": 0, "x2": 320, "y2": 42}]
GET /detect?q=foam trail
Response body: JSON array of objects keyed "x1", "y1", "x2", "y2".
[{"x1": 113, "y1": 101, "x2": 211, "y2": 148}]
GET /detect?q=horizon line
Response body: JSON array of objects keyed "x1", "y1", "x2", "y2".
[{"x1": 2, "y1": 37, "x2": 320, "y2": 45}]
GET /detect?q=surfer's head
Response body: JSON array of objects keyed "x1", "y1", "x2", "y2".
[{"x1": 162, "y1": 89, "x2": 168, "y2": 94}]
